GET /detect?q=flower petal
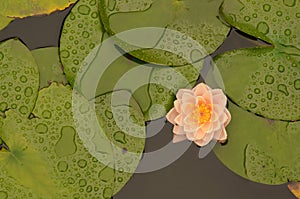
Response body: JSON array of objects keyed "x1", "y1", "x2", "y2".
[
  {"x1": 214, "y1": 126, "x2": 227, "y2": 141},
  {"x1": 181, "y1": 103, "x2": 195, "y2": 114},
  {"x1": 176, "y1": 89, "x2": 194, "y2": 100},
  {"x1": 194, "y1": 138, "x2": 209, "y2": 147},
  {"x1": 174, "y1": 114, "x2": 183, "y2": 126},
  {"x1": 186, "y1": 131, "x2": 196, "y2": 141},
  {"x1": 174, "y1": 100, "x2": 181, "y2": 112},
  {"x1": 166, "y1": 108, "x2": 178, "y2": 125},
  {"x1": 173, "y1": 125, "x2": 185, "y2": 135},
  {"x1": 182, "y1": 92, "x2": 196, "y2": 104},
  {"x1": 173, "y1": 134, "x2": 187, "y2": 143},
  {"x1": 195, "y1": 128, "x2": 206, "y2": 140},
  {"x1": 212, "y1": 89, "x2": 227, "y2": 107},
  {"x1": 224, "y1": 108, "x2": 231, "y2": 126},
  {"x1": 193, "y1": 83, "x2": 209, "y2": 96}
]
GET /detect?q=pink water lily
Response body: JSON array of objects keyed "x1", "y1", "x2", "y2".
[{"x1": 166, "y1": 83, "x2": 231, "y2": 147}]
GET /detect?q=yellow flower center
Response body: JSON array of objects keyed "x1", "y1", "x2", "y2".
[{"x1": 192, "y1": 102, "x2": 212, "y2": 125}]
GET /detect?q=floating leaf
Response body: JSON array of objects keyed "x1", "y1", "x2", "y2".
[
  {"x1": 0, "y1": 38, "x2": 39, "y2": 117},
  {"x1": 0, "y1": 84, "x2": 115, "y2": 198},
  {"x1": 214, "y1": 102, "x2": 300, "y2": 185},
  {"x1": 32, "y1": 47, "x2": 68, "y2": 89},
  {"x1": 214, "y1": 47, "x2": 300, "y2": 121},
  {"x1": 99, "y1": 0, "x2": 230, "y2": 66},
  {"x1": 288, "y1": 182, "x2": 300, "y2": 198},
  {"x1": 0, "y1": 14, "x2": 12, "y2": 31},
  {"x1": 220, "y1": 0, "x2": 300, "y2": 49},
  {"x1": 60, "y1": 0, "x2": 104, "y2": 86},
  {"x1": 92, "y1": 90, "x2": 146, "y2": 194},
  {"x1": 0, "y1": 0, "x2": 77, "y2": 31}
]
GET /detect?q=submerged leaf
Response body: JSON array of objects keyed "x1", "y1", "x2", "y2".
[
  {"x1": 32, "y1": 47, "x2": 68, "y2": 89},
  {"x1": 99, "y1": 0, "x2": 230, "y2": 66},
  {"x1": 0, "y1": 39, "x2": 39, "y2": 117},
  {"x1": 60, "y1": 0, "x2": 104, "y2": 86},
  {"x1": 214, "y1": 102, "x2": 300, "y2": 185}
]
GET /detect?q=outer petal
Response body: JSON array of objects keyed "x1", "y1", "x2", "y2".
[
  {"x1": 212, "y1": 89, "x2": 227, "y2": 107},
  {"x1": 214, "y1": 126, "x2": 227, "y2": 141},
  {"x1": 224, "y1": 108, "x2": 231, "y2": 126},
  {"x1": 195, "y1": 128, "x2": 206, "y2": 140},
  {"x1": 173, "y1": 125, "x2": 186, "y2": 135},
  {"x1": 176, "y1": 89, "x2": 194, "y2": 100},
  {"x1": 174, "y1": 100, "x2": 181, "y2": 113},
  {"x1": 174, "y1": 114, "x2": 183, "y2": 126},
  {"x1": 166, "y1": 108, "x2": 178, "y2": 125},
  {"x1": 186, "y1": 131, "x2": 196, "y2": 141},
  {"x1": 173, "y1": 134, "x2": 187, "y2": 143}
]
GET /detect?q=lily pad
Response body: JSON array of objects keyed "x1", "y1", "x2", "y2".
[
  {"x1": 0, "y1": 0, "x2": 76, "y2": 31},
  {"x1": 0, "y1": 83, "x2": 115, "y2": 198},
  {"x1": 32, "y1": 47, "x2": 68, "y2": 89},
  {"x1": 92, "y1": 90, "x2": 146, "y2": 194},
  {"x1": 99, "y1": 0, "x2": 230, "y2": 66},
  {"x1": 59, "y1": 0, "x2": 104, "y2": 86},
  {"x1": 77, "y1": 41, "x2": 202, "y2": 120},
  {"x1": 0, "y1": 38, "x2": 39, "y2": 117},
  {"x1": 213, "y1": 102, "x2": 300, "y2": 185},
  {"x1": 214, "y1": 47, "x2": 300, "y2": 121},
  {"x1": 220, "y1": 0, "x2": 300, "y2": 49}
]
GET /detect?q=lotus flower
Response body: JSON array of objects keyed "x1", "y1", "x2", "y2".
[{"x1": 166, "y1": 83, "x2": 231, "y2": 147}]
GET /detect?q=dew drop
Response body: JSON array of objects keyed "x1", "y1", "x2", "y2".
[
  {"x1": 294, "y1": 79, "x2": 300, "y2": 90},
  {"x1": 20, "y1": 75, "x2": 27, "y2": 83},
  {"x1": 86, "y1": 185, "x2": 93, "y2": 193},
  {"x1": 55, "y1": 126, "x2": 77, "y2": 157},
  {"x1": 35, "y1": 123, "x2": 48, "y2": 134},
  {"x1": 263, "y1": 4, "x2": 271, "y2": 12},
  {"x1": 257, "y1": 22, "x2": 269, "y2": 34},
  {"x1": 254, "y1": 88, "x2": 261, "y2": 94},
  {"x1": 82, "y1": 31, "x2": 90, "y2": 38},
  {"x1": 0, "y1": 102, "x2": 8, "y2": 111},
  {"x1": 24, "y1": 87, "x2": 33, "y2": 97},
  {"x1": 105, "y1": 110, "x2": 113, "y2": 119},
  {"x1": 277, "y1": 84, "x2": 289, "y2": 96},
  {"x1": 99, "y1": 167, "x2": 114, "y2": 182},
  {"x1": 42, "y1": 110, "x2": 52, "y2": 119},
  {"x1": 267, "y1": 91, "x2": 273, "y2": 100},
  {"x1": 60, "y1": 50, "x2": 70, "y2": 58},
  {"x1": 57, "y1": 161, "x2": 68, "y2": 172},
  {"x1": 19, "y1": 106, "x2": 28, "y2": 115},
  {"x1": 78, "y1": 5, "x2": 91, "y2": 15},
  {"x1": 244, "y1": 16, "x2": 250, "y2": 21},
  {"x1": 79, "y1": 179, "x2": 87, "y2": 187},
  {"x1": 114, "y1": 131, "x2": 126, "y2": 144},
  {"x1": 283, "y1": 0, "x2": 296, "y2": 7},
  {"x1": 278, "y1": 65, "x2": 285, "y2": 72},
  {"x1": 103, "y1": 187, "x2": 113, "y2": 199},
  {"x1": 284, "y1": 29, "x2": 292, "y2": 36},
  {"x1": 77, "y1": 159, "x2": 87, "y2": 168},
  {"x1": 250, "y1": 103, "x2": 257, "y2": 109},
  {"x1": 265, "y1": 75, "x2": 275, "y2": 84}
]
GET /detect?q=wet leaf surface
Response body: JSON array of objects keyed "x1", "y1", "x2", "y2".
[
  {"x1": 214, "y1": 101, "x2": 300, "y2": 185},
  {"x1": 59, "y1": 0, "x2": 104, "y2": 86},
  {"x1": 99, "y1": 0, "x2": 230, "y2": 66},
  {"x1": 0, "y1": 39, "x2": 39, "y2": 117},
  {"x1": 32, "y1": 47, "x2": 68, "y2": 89}
]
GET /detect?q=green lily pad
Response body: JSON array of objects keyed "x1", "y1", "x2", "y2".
[
  {"x1": 92, "y1": 90, "x2": 146, "y2": 194},
  {"x1": 59, "y1": 0, "x2": 104, "y2": 86},
  {"x1": 214, "y1": 102, "x2": 300, "y2": 185},
  {"x1": 0, "y1": 83, "x2": 115, "y2": 198},
  {"x1": 0, "y1": 39, "x2": 39, "y2": 117},
  {"x1": 99, "y1": 0, "x2": 230, "y2": 66},
  {"x1": 32, "y1": 47, "x2": 68, "y2": 89},
  {"x1": 0, "y1": 14, "x2": 12, "y2": 31},
  {"x1": 0, "y1": 0, "x2": 76, "y2": 31},
  {"x1": 220, "y1": 0, "x2": 300, "y2": 49},
  {"x1": 214, "y1": 47, "x2": 300, "y2": 121},
  {"x1": 77, "y1": 41, "x2": 202, "y2": 120}
]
